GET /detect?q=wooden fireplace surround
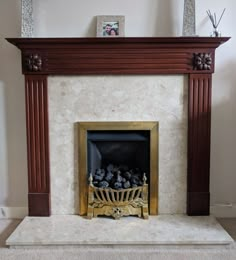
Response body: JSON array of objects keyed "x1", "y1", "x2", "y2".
[{"x1": 7, "y1": 37, "x2": 229, "y2": 216}]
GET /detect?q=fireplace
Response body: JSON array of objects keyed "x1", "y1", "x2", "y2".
[
  {"x1": 6, "y1": 37, "x2": 230, "y2": 217},
  {"x1": 46, "y1": 74, "x2": 186, "y2": 216},
  {"x1": 78, "y1": 122, "x2": 158, "y2": 217}
]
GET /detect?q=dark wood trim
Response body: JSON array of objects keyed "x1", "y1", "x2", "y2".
[
  {"x1": 6, "y1": 37, "x2": 229, "y2": 216},
  {"x1": 187, "y1": 192, "x2": 210, "y2": 215},
  {"x1": 28, "y1": 193, "x2": 50, "y2": 216},
  {"x1": 6, "y1": 36, "x2": 230, "y2": 47},
  {"x1": 6, "y1": 37, "x2": 229, "y2": 75},
  {"x1": 187, "y1": 74, "x2": 212, "y2": 215},
  {"x1": 25, "y1": 75, "x2": 50, "y2": 216}
]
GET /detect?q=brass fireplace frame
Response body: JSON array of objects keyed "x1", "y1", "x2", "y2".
[{"x1": 78, "y1": 121, "x2": 159, "y2": 216}]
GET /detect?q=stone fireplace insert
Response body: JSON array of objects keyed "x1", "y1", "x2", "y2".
[{"x1": 6, "y1": 37, "x2": 230, "y2": 217}]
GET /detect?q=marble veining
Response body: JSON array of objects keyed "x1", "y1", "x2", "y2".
[
  {"x1": 6, "y1": 215, "x2": 233, "y2": 246},
  {"x1": 48, "y1": 75, "x2": 187, "y2": 215}
]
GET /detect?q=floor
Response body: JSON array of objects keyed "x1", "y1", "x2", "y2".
[
  {"x1": 218, "y1": 218, "x2": 236, "y2": 240},
  {"x1": 0, "y1": 219, "x2": 21, "y2": 248},
  {"x1": 0, "y1": 218, "x2": 236, "y2": 260}
]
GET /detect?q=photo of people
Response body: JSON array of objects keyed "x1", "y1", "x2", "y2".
[
  {"x1": 97, "y1": 16, "x2": 125, "y2": 37},
  {"x1": 103, "y1": 22, "x2": 119, "y2": 36}
]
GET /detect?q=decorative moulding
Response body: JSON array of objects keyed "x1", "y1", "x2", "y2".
[
  {"x1": 8, "y1": 37, "x2": 229, "y2": 75},
  {"x1": 24, "y1": 54, "x2": 43, "y2": 72},
  {"x1": 193, "y1": 53, "x2": 212, "y2": 70}
]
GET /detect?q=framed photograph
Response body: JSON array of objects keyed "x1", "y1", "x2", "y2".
[{"x1": 97, "y1": 16, "x2": 125, "y2": 37}]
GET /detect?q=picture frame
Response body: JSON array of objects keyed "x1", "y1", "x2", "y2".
[{"x1": 96, "y1": 16, "x2": 125, "y2": 37}]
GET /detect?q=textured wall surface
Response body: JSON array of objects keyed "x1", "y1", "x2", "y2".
[{"x1": 48, "y1": 75, "x2": 187, "y2": 215}]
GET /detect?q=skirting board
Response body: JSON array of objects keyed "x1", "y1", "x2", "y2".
[
  {"x1": 211, "y1": 204, "x2": 236, "y2": 218},
  {"x1": 0, "y1": 207, "x2": 28, "y2": 219}
]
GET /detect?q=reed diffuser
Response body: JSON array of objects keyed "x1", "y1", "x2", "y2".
[{"x1": 206, "y1": 8, "x2": 226, "y2": 37}]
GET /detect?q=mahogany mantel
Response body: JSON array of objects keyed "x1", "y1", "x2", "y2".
[{"x1": 7, "y1": 37, "x2": 229, "y2": 216}]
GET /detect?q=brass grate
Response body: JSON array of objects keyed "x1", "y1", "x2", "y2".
[{"x1": 87, "y1": 174, "x2": 149, "y2": 219}]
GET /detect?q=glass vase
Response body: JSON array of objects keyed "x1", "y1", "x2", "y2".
[{"x1": 211, "y1": 28, "x2": 221, "y2": 37}]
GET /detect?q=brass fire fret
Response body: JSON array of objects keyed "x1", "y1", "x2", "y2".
[{"x1": 87, "y1": 173, "x2": 149, "y2": 219}]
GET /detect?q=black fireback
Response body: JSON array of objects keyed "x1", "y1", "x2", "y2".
[{"x1": 87, "y1": 130, "x2": 150, "y2": 182}]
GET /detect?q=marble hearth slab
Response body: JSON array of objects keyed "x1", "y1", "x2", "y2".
[{"x1": 6, "y1": 215, "x2": 233, "y2": 247}]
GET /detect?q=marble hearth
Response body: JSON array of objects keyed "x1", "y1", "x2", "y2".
[
  {"x1": 49, "y1": 75, "x2": 187, "y2": 215},
  {"x1": 6, "y1": 215, "x2": 233, "y2": 247}
]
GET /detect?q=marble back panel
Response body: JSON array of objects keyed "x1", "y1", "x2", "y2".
[{"x1": 48, "y1": 75, "x2": 187, "y2": 215}]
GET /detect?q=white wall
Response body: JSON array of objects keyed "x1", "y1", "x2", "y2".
[
  {"x1": 0, "y1": 1, "x2": 28, "y2": 218},
  {"x1": 196, "y1": 0, "x2": 236, "y2": 217},
  {"x1": 0, "y1": 0, "x2": 235, "y2": 217},
  {"x1": 33, "y1": 0, "x2": 184, "y2": 37}
]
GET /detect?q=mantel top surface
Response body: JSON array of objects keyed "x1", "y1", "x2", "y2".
[{"x1": 6, "y1": 37, "x2": 230, "y2": 49}]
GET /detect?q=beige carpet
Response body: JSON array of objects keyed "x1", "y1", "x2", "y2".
[{"x1": 0, "y1": 218, "x2": 235, "y2": 260}]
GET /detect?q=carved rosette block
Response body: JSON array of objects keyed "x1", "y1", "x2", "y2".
[
  {"x1": 193, "y1": 53, "x2": 212, "y2": 70},
  {"x1": 24, "y1": 54, "x2": 43, "y2": 72}
]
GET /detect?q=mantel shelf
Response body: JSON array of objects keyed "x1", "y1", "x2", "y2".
[
  {"x1": 6, "y1": 37, "x2": 230, "y2": 75},
  {"x1": 6, "y1": 36, "x2": 230, "y2": 46}
]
